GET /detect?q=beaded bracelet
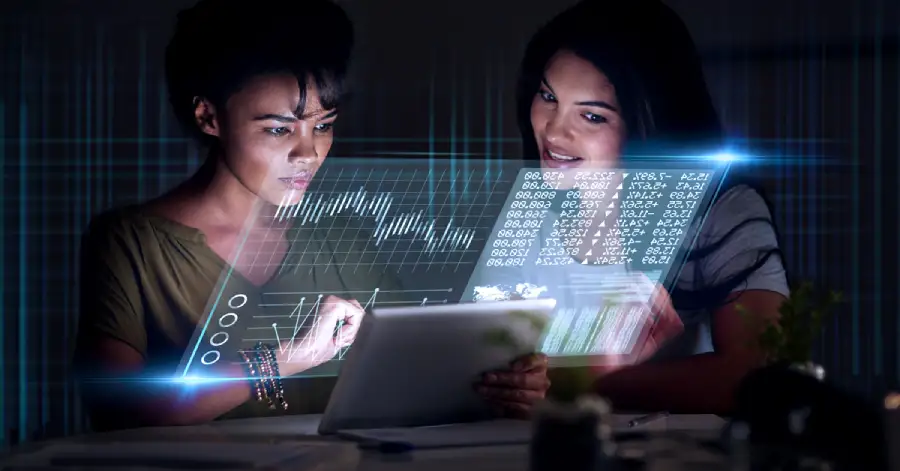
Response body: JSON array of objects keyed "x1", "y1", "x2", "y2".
[
  {"x1": 240, "y1": 342, "x2": 287, "y2": 411},
  {"x1": 256, "y1": 342, "x2": 287, "y2": 411},
  {"x1": 238, "y1": 349, "x2": 268, "y2": 405}
]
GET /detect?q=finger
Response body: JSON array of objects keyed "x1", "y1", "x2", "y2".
[
  {"x1": 348, "y1": 299, "x2": 365, "y2": 312},
  {"x1": 308, "y1": 302, "x2": 342, "y2": 348},
  {"x1": 481, "y1": 371, "x2": 551, "y2": 391},
  {"x1": 511, "y1": 353, "x2": 549, "y2": 372},
  {"x1": 650, "y1": 301, "x2": 683, "y2": 337},
  {"x1": 344, "y1": 300, "x2": 365, "y2": 324},
  {"x1": 475, "y1": 384, "x2": 545, "y2": 404},
  {"x1": 336, "y1": 322, "x2": 362, "y2": 347}
]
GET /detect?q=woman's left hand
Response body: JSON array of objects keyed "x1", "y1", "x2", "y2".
[{"x1": 475, "y1": 353, "x2": 551, "y2": 419}]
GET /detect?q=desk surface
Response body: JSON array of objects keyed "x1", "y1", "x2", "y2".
[{"x1": 2, "y1": 414, "x2": 728, "y2": 471}]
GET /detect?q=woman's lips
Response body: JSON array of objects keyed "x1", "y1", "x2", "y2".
[
  {"x1": 279, "y1": 171, "x2": 313, "y2": 190},
  {"x1": 541, "y1": 149, "x2": 584, "y2": 169}
]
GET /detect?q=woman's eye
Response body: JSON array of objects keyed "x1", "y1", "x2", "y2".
[
  {"x1": 583, "y1": 112, "x2": 608, "y2": 124},
  {"x1": 265, "y1": 127, "x2": 290, "y2": 136},
  {"x1": 315, "y1": 122, "x2": 334, "y2": 133},
  {"x1": 539, "y1": 90, "x2": 556, "y2": 102}
]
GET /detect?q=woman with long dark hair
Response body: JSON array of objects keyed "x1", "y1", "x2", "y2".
[{"x1": 475, "y1": 0, "x2": 787, "y2": 415}]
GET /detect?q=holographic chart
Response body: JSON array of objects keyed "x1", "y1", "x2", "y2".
[
  {"x1": 178, "y1": 155, "x2": 730, "y2": 378},
  {"x1": 464, "y1": 161, "x2": 728, "y2": 364},
  {"x1": 178, "y1": 158, "x2": 523, "y2": 378}
]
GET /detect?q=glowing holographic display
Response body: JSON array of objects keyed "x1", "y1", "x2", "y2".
[
  {"x1": 465, "y1": 162, "x2": 728, "y2": 364},
  {"x1": 178, "y1": 158, "x2": 523, "y2": 379}
]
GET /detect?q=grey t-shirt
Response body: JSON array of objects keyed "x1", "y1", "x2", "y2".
[{"x1": 467, "y1": 184, "x2": 789, "y2": 359}]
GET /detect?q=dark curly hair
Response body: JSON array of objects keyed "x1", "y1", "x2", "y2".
[{"x1": 164, "y1": 0, "x2": 354, "y2": 144}]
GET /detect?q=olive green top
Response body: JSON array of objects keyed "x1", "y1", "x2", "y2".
[{"x1": 74, "y1": 205, "x2": 403, "y2": 428}]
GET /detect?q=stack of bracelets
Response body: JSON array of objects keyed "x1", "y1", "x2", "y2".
[{"x1": 239, "y1": 341, "x2": 288, "y2": 411}]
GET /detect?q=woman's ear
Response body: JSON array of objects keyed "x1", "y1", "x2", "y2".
[{"x1": 192, "y1": 96, "x2": 220, "y2": 138}]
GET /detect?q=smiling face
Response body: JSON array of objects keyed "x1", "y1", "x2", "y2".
[
  {"x1": 530, "y1": 50, "x2": 627, "y2": 189},
  {"x1": 196, "y1": 72, "x2": 338, "y2": 206}
]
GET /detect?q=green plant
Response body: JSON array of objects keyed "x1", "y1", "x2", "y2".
[{"x1": 737, "y1": 281, "x2": 843, "y2": 365}]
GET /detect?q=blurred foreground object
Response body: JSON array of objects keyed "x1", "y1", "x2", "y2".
[
  {"x1": 733, "y1": 364, "x2": 887, "y2": 470},
  {"x1": 531, "y1": 396, "x2": 617, "y2": 471}
]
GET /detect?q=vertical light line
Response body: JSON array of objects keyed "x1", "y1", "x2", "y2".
[
  {"x1": 896, "y1": 0, "x2": 900, "y2": 384},
  {"x1": 40, "y1": 28, "x2": 50, "y2": 432},
  {"x1": 428, "y1": 56, "x2": 435, "y2": 220},
  {"x1": 850, "y1": 4, "x2": 861, "y2": 375},
  {"x1": 450, "y1": 55, "x2": 456, "y2": 206},
  {"x1": 71, "y1": 21, "x2": 84, "y2": 432},
  {"x1": 86, "y1": 26, "x2": 93, "y2": 225},
  {"x1": 0, "y1": 101, "x2": 6, "y2": 447},
  {"x1": 137, "y1": 30, "x2": 146, "y2": 200},
  {"x1": 872, "y1": 0, "x2": 883, "y2": 376},
  {"x1": 95, "y1": 26, "x2": 103, "y2": 211},
  {"x1": 18, "y1": 34, "x2": 30, "y2": 444},
  {"x1": 107, "y1": 33, "x2": 114, "y2": 207},
  {"x1": 495, "y1": 48, "x2": 503, "y2": 169},
  {"x1": 484, "y1": 51, "x2": 492, "y2": 185},
  {"x1": 463, "y1": 62, "x2": 470, "y2": 202},
  {"x1": 61, "y1": 38, "x2": 71, "y2": 435},
  {"x1": 807, "y1": 18, "x2": 817, "y2": 283},
  {"x1": 158, "y1": 74, "x2": 167, "y2": 193}
]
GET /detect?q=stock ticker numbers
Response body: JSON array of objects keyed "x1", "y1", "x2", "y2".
[{"x1": 485, "y1": 169, "x2": 713, "y2": 271}]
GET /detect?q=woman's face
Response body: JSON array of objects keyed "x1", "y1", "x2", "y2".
[
  {"x1": 530, "y1": 50, "x2": 626, "y2": 188},
  {"x1": 200, "y1": 73, "x2": 338, "y2": 206}
]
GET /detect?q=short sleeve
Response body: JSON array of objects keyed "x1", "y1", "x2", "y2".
[
  {"x1": 691, "y1": 185, "x2": 790, "y2": 297},
  {"x1": 75, "y1": 216, "x2": 149, "y2": 365}
]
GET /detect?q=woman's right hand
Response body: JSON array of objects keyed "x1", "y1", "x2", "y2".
[{"x1": 276, "y1": 295, "x2": 365, "y2": 375}]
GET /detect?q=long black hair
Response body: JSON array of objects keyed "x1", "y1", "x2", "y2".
[{"x1": 517, "y1": 0, "x2": 784, "y2": 313}]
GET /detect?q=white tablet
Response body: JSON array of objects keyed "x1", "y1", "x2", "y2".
[{"x1": 318, "y1": 298, "x2": 557, "y2": 434}]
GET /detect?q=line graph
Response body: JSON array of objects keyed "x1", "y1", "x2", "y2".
[
  {"x1": 273, "y1": 189, "x2": 476, "y2": 254},
  {"x1": 248, "y1": 287, "x2": 454, "y2": 363},
  {"x1": 252, "y1": 160, "x2": 522, "y2": 271}
]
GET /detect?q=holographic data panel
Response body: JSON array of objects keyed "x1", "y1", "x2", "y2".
[
  {"x1": 178, "y1": 158, "x2": 521, "y2": 379},
  {"x1": 464, "y1": 163, "x2": 726, "y2": 366}
]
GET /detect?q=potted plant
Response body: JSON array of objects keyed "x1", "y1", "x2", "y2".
[
  {"x1": 483, "y1": 308, "x2": 600, "y2": 403},
  {"x1": 737, "y1": 281, "x2": 843, "y2": 378},
  {"x1": 729, "y1": 282, "x2": 844, "y2": 451},
  {"x1": 483, "y1": 309, "x2": 617, "y2": 468}
]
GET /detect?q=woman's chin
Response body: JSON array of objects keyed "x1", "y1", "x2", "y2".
[{"x1": 257, "y1": 188, "x2": 307, "y2": 209}]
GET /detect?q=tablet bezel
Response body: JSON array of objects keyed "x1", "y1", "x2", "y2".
[{"x1": 318, "y1": 298, "x2": 557, "y2": 434}]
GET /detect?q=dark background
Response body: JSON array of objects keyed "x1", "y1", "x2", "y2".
[{"x1": 0, "y1": 0, "x2": 897, "y2": 448}]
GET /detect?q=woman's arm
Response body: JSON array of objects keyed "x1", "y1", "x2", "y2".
[
  {"x1": 591, "y1": 289, "x2": 784, "y2": 414},
  {"x1": 76, "y1": 334, "x2": 323, "y2": 428},
  {"x1": 74, "y1": 217, "x2": 357, "y2": 429},
  {"x1": 76, "y1": 297, "x2": 358, "y2": 429},
  {"x1": 591, "y1": 186, "x2": 789, "y2": 414}
]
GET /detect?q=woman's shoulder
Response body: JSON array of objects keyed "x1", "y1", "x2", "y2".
[
  {"x1": 86, "y1": 203, "x2": 202, "y2": 244},
  {"x1": 83, "y1": 204, "x2": 200, "y2": 262},
  {"x1": 85, "y1": 205, "x2": 151, "y2": 237},
  {"x1": 695, "y1": 183, "x2": 776, "y2": 242}
]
